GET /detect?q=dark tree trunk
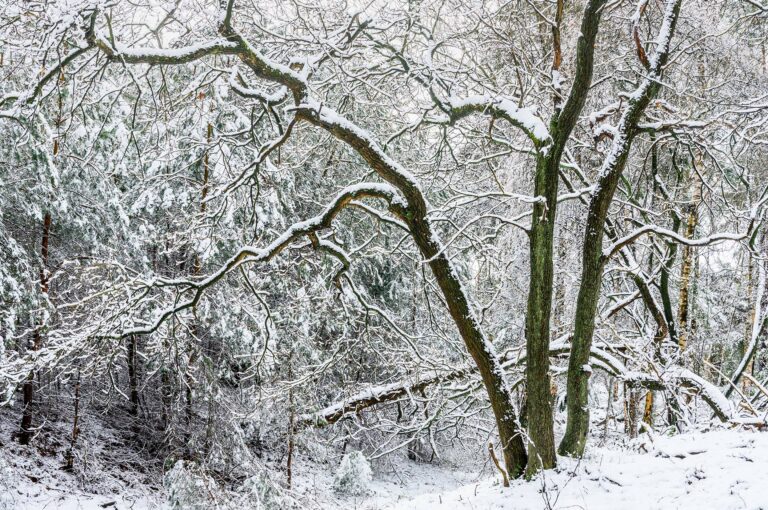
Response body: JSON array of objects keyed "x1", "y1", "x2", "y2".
[
  {"x1": 127, "y1": 335, "x2": 140, "y2": 417},
  {"x1": 408, "y1": 214, "x2": 528, "y2": 477},
  {"x1": 19, "y1": 211, "x2": 52, "y2": 445},
  {"x1": 523, "y1": 0, "x2": 608, "y2": 475},
  {"x1": 524, "y1": 154, "x2": 559, "y2": 474},
  {"x1": 303, "y1": 108, "x2": 529, "y2": 477},
  {"x1": 64, "y1": 370, "x2": 81, "y2": 471},
  {"x1": 559, "y1": 0, "x2": 683, "y2": 456}
]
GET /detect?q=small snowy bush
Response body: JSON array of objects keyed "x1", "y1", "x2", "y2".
[
  {"x1": 239, "y1": 473, "x2": 285, "y2": 510},
  {"x1": 332, "y1": 451, "x2": 372, "y2": 496},
  {"x1": 0, "y1": 455, "x2": 15, "y2": 510},
  {"x1": 164, "y1": 460, "x2": 216, "y2": 510}
]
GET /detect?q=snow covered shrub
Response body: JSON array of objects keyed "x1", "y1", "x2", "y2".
[
  {"x1": 164, "y1": 460, "x2": 217, "y2": 510},
  {"x1": 333, "y1": 451, "x2": 373, "y2": 496},
  {"x1": 239, "y1": 473, "x2": 285, "y2": 510},
  {"x1": 0, "y1": 455, "x2": 15, "y2": 510}
]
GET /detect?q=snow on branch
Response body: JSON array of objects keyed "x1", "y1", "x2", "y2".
[
  {"x1": 603, "y1": 224, "x2": 747, "y2": 260},
  {"x1": 291, "y1": 99, "x2": 424, "y2": 203},
  {"x1": 592, "y1": 0, "x2": 682, "y2": 186},
  {"x1": 103, "y1": 183, "x2": 406, "y2": 339},
  {"x1": 218, "y1": 19, "x2": 308, "y2": 94},
  {"x1": 447, "y1": 95, "x2": 551, "y2": 148},
  {"x1": 299, "y1": 332, "x2": 747, "y2": 431},
  {"x1": 229, "y1": 68, "x2": 289, "y2": 105},
  {"x1": 95, "y1": 35, "x2": 240, "y2": 65},
  {"x1": 637, "y1": 119, "x2": 708, "y2": 132},
  {"x1": 0, "y1": 46, "x2": 93, "y2": 117},
  {"x1": 727, "y1": 254, "x2": 768, "y2": 396},
  {"x1": 298, "y1": 369, "x2": 472, "y2": 427},
  {"x1": 300, "y1": 339, "x2": 629, "y2": 429}
]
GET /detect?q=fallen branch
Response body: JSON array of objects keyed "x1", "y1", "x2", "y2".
[
  {"x1": 300, "y1": 341, "x2": 759, "y2": 429},
  {"x1": 488, "y1": 442, "x2": 510, "y2": 487}
]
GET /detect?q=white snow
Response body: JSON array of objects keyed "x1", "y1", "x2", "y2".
[
  {"x1": 0, "y1": 408, "x2": 159, "y2": 510},
  {"x1": 447, "y1": 95, "x2": 551, "y2": 144},
  {"x1": 3, "y1": 401, "x2": 768, "y2": 510},
  {"x1": 378, "y1": 429, "x2": 768, "y2": 510},
  {"x1": 103, "y1": 36, "x2": 238, "y2": 60}
]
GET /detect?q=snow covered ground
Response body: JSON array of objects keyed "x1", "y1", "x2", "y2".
[
  {"x1": 0, "y1": 407, "x2": 160, "y2": 510},
  {"x1": 2, "y1": 421, "x2": 767, "y2": 509},
  {"x1": 378, "y1": 429, "x2": 768, "y2": 510}
]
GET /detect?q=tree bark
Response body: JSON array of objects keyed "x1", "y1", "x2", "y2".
[
  {"x1": 677, "y1": 167, "x2": 702, "y2": 351},
  {"x1": 64, "y1": 370, "x2": 81, "y2": 471},
  {"x1": 294, "y1": 87, "x2": 529, "y2": 477},
  {"x1": 523, "y1": 0, "x2": 607, "y2": 475},
  {"x1": 19, "y1": 211, "x2": 52, "y2": 445},
  {"x1": 559, "y1": 0, "x2": 683, "y2": 457},
  {"x1": 409, "y1": 215, "x2": 529, "y2": 477},
  {"x1": 127, "y1": 335, "x2": 140, "y2": 417}
]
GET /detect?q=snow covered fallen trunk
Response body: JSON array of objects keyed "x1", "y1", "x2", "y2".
[{"x1": 300, "y1": 341, "x2": 759, "y2": 429}]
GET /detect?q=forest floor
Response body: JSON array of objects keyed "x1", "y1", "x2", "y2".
[
  {"x1": 1, "y1": 403, "x2": 766, "y2": 510},
  {"x1": 373, "y1": 428, "x2": 768, "y2": 510}
]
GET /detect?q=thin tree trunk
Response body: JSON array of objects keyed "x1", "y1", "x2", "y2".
[
  {"x1": 677, "y1": 167, "x2": 702, "y2": 351},
  {"x1": 19, "y1": 211, "x2": 52, "y2": 445},
  {"x1": 727, "y1": 234, "x2": 767, "y2": 397},
  {"x1": 287, "y1": 348, "x2": 295, "y2": 489},
  {"x1": 185, "y1": 122, "x2": 212, "y2": 437},
  {"x1": 127, "y1": 335, "x2": 140, "y2": 417},
  {"x1": 64, "y1": 370, "x2": 81, "y2": 471},
  {"x1": 743, "y1": 254, "x2": 755, "y2": 392},
  {"x1": 624, "y1": 385, "x2": 640, "y2": 439}
]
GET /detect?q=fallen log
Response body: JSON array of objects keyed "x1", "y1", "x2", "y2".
[{"x1": 299, "y1": 342, "x2": 756, "y2": 429}]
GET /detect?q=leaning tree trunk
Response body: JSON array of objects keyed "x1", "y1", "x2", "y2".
[
  {"x1": 407, "y1": 214, "x2": 528, "y2": 477},
  {"x1": 559, "y1": 0, "x2": 683, "y2": 457},
  {"x1": 727, "y1": 230, "x2": 767, "y2": 398},
  {"x1": 294, "y1": 97, "x2": 529, "y2": 476}
]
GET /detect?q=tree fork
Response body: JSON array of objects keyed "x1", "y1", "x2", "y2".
[{"x1": 523, "y1": 0, "x2": 608, "y2": 476}]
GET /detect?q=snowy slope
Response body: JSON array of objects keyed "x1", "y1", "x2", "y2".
[
  {"x1": 2, "y1": 409, "x2": 767, "y2": 510},
  {"x1": 0, "y1": 407, "x2": 160, "y2": 510},
  {"x1": 380, "y1": 430, "x2": 768, "y2": 510}
]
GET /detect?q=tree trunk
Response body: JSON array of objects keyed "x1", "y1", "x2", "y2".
[
  {"x1": 523, "y1": 0, "x2": 608, "y2": 475},
  {"x1": 64, "y1": 370, "x2": 81, "y2": 471},
  {"x1": 677, "y1": 167, "x2": 701, "y2": 351},
  {"x1": 304, "y1": 109, "x2": 529, "y2": 477},
  {"x1": 743, "y1": 254, "x2": 755, "y2": 392},
  {"x1": 408, "y1": 214, "x2": 528, "y2": 477},
  {"x1": 524, "y1": 154, "x2": 559, "y2": 474},
  {"x1": 559, "y1": 0, "x2": 683, "y2": 456},
  {"x1": 127, "y1": 335, "x2": 140, "y2": 417},
  {"x1": 19, "y1": 211, "x2": 52, "y2": 445},
  {"x1": 624, "y1": 385, "x2": 640, "y2": 439}
]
